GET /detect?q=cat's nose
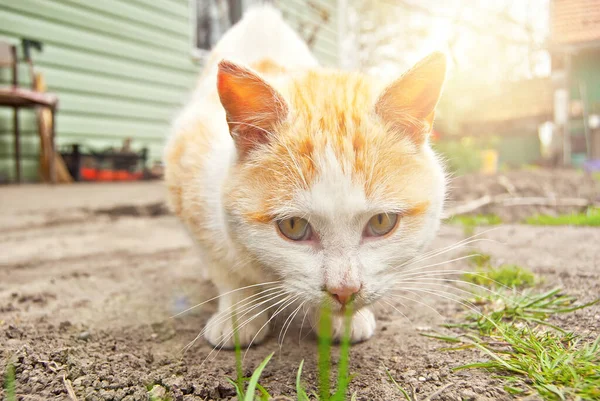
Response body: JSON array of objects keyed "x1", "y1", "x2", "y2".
[{"x1": 327, "y1": 285, "x2": 361, "y2": 305}]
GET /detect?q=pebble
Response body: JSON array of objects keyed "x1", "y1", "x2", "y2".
[
  {"x1": 148, "y1": 384, "x2": 167, "y2": 400},
  {"x1": 78, "y1": 331, "x2": 91, "y2": 341}
]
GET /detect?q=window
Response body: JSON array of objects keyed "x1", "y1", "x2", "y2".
[{"x1": 191, "y1": 0, "x2": 243, "y2": 57}]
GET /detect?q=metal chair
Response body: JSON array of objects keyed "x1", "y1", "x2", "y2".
[{"x1": 0, "y1": 40, "x2": 59, "y2": 183}]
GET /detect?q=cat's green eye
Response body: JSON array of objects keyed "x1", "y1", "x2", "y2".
[
  {"x1": 365, "y1": 213, "x2": 399, "y2": 237},
  {"x1": 277, "y1": 217, "x2": 312, "y2": 241}
]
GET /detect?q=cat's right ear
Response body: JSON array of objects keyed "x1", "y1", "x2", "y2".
[
  {"x1": 374, "y1": 52, "x2": 447, "y2": 146},
  {"x1": 217, "y1": 60, "x2": 289, "y2": 158}
]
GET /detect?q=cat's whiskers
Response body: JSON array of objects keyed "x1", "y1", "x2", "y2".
[
  {"x1": 392, "y1": 231, "x2": 500, "y2": 274},
  {"x1": 179, "y1": 287, "x2": 286, "y2": 352},
  {"x1": 393, "y1": 286, "x2": 506, "y2": 333},
  {"x1": 195, "y1": 287, "x2": 288, "y2": 340},
  {"x1": 278, "y1": 299, "x2": 308, "y2": 348},
  {"x1": 298, "y1": 304, "x2": 312, "y2": 344},
  {"x1": 392, "y1": 283, "x2": 486, "y2": 310},
  {"x1": 379, "y1": 299, "x2": 413, "y2": 324},
  {"x1": 182, "y1": 289, "x2": 290, "y2": 355},
  {"x1": 399, "y1": 228, "x2": 501, "y2": 267},
  {"x1": 171, "y1": 280, "x2": 282, "y2": 318},
  {"x1": 393, "y1": 276, "x2": 508, "y2": 298},
  {"x1": 242, "y1": 294, "x2": 303, "y2": 361},
  {"x1": 393, "y1": 287, "x2": 482, "y2": 317},
  {"x1": 381, "y1": 292, "x2": 445, "y2": 321},
  {"x1": 387, "y1": 254, "x2": 479, "y2": 283},
  {"x1": 199, "y1": 293, "x2": 296, "y2": 364}
]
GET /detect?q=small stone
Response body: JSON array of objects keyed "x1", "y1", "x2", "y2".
[
  {"x1": 418, "y1": 376, "x2": 426, "y2": 382},
  {"x1": 460, "y1": 389, "x2": 477, "y2": 400},
  {"x1": 78, "y1": 331, "x2": 91, "y2": 341}
]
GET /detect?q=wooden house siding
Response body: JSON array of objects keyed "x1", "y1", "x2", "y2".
[{"x1": 0, "y1": 0, "x2": 340, "y2": 182}]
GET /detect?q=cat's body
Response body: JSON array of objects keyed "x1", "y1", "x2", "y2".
[{"x1": 165, "y1": 5, "x2": 447, "y2": 348}]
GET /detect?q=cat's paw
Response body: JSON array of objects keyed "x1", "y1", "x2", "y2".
[
  {"x1": 331, "y1": 308, "x2": 376, "y2": 344},
  {"x1": 204, "y1": 311, "x2": 270, "y2": 349}
]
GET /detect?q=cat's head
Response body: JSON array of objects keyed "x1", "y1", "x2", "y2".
[{"x1": 218, "y1": 53, "x2": 447, "y2": 312}]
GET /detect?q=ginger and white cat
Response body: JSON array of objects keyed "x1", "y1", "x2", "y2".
[{"x1": 164, "y1": 5, "x2": 447, "y2": 348}]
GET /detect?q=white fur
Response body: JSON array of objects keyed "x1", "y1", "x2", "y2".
[{"x1": 165, "y1": 5, "x2": 446, "y2": 348}]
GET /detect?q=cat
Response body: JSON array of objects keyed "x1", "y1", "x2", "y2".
[{"x1": 164, "y1": 5, "x2": 447, "y2": 349}]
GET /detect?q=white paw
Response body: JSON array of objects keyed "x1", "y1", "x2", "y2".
[
  {"x1": 204, "y1": 311, "x2": 270, "y2": 349},
  {"x1": 330, "y1": 308, "x2": 377, "y2": 344}
]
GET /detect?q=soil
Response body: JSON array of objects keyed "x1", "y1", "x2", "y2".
[
  {"x1": 447, "y1": 169, "x2": 600, "y2": 222},
  {"x1": 1, "y1": 172, "x2": 599, "y2": 401}
]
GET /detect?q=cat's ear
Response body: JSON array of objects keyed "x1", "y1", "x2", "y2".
[
  {"x1": 217, "y1": 60, "x2": 288, "y2": 158},
  {"x1": 375, "y1": 52, "x2": 447, "y2": 145}
]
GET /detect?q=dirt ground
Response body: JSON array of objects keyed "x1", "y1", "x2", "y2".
[{"x1": 1, "y1": 171, "x2": 599, "y2": 401}]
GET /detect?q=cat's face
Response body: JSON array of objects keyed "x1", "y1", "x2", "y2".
[{"x1": 219, "y1": 54, "x2": 447, "y2": 312}]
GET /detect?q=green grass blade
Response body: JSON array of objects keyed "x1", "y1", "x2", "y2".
[
  {"x1": 318, "y1": 303, "x2": 332, "y2": 400},
  {"x1": 227, "y1": 378, "x2": 244, "y2": 400},
  {"x1": 296, "y1": 360, "x2": 310, "y2": 401},
  {"x1": 384, "y1": 367, "x2": 411, "y2": 401},
  {"x1": 295, "y1": 361, "x2": 310, "y2": 401},
  {"x1": 419, "y1": 332, "x2": 462, "y2": 343},
  {"x1": 4, "y1": 363, "x2": 16, "y2": 401},
  {"x1": 332, "y1": 304, "x2": 354, "y2": 401},
  {"x1": 254, "y1": 382, "x2": 271, "y2": 400},
  {"x1": 232, "y1": 312, "x2": 246, "y2": 399},
  {"x1": 244, "y1": 353, "x2": 274, "y2": 401}
]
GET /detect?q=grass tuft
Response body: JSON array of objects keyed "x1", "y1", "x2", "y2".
[
  {"x1": 447, "y1": 214, "x2": 502, "y2": 236},
  {"x1": 456, "y1": 326, "x2": 600, "y2": 401},
  {"x1": 445, "y1": 287, "x2": 598, "y2": 336},
  {"x1": 424, "y1": 256, "x2": 600, "y2": 400},
  {"x1": 525, "y1": 207, "x2": 600, "y2": 227},
  {"x1": 462, "y1": 262, "x2": 536, "y2": 289}
]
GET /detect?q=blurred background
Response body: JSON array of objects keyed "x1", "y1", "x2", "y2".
[{"x1": 0, "y1": 0, "x2": 599, "y2": 184}]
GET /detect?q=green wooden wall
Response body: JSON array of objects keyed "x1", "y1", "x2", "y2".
[
  {"x1": 571, "y1": 49, "x2": 600, "y2": 114},
  {"x1": 0, "y1": 0, "x2": 341, "y2": 182}
]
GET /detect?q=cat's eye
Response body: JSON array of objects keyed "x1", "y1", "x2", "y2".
[
  {"x1": 277, "y1": 217, "x2": 312, "y2": 241},
  {"x1": 365, "y1": 213, "x2": 399, "y2": 237}
]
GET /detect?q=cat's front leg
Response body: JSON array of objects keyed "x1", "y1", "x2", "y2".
[
  {"x1": 204, "y1": 290, "x2": 271, "y2": 349},
  {"x1": 204, "y1": 291, "x2": 270, "y2": 349},
  {"x1": 313, "y1": 307, "x2": 377, "y2": 344}
]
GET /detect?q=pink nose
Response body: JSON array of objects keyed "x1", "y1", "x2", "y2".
[{"x1": 327, "y1": 285, "x2": 361, "y2": 305}]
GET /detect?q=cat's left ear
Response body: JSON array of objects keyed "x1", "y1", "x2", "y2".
[
  {"x1": 217, "y1": 60, "x2": 289, "y2": 158},
  {"x1": 375, "y1": 52, "x2": 447, "y2": 145}
]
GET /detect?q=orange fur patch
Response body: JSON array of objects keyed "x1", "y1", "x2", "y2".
[
  {"x1": 223, "y1": 69, "x2": 440, "y2": 222},
  {"x1": 250, "y1": 58, "x2": 287, "y2": 75},
  {"x1": 171, "y1": 56, "x2": 445, "y2": 230}
]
